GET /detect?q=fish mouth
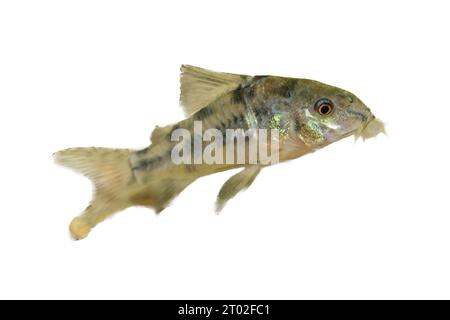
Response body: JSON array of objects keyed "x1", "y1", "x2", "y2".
[
  {"x1": 360, "y1": 114, "x2": 375, "y2": 131},
  {"x1": 355, "y1": 116, "x2": 386, "y2": 141}
]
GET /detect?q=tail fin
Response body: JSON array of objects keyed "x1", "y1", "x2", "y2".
[{"x1": 54, "y1": 147, "x2": 133, "y2": 239}]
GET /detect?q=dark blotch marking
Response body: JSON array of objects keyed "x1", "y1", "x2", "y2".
[
  {"x1": 132, "y1": 159, "x2": 153, "y2": 171},
  {"x1": 238, "y1": 114, "x2": 247, "y2": 129},
  {"x1": 136, "y1": 147, "x2": 149, "y2": 155},
  {"x1": 194, "y1": 106, "x2": 214, "y2": 120},
  {"x1": 294, "y1": 117, "x2": 301, "y2": 132},
  {"x1": 132, "y1": 153, "x2": 167, "y2": 171},
  {"x1": 231, "y1": 86, "x2": 245, "y2": 104},
  {"x1": 276, "y1": 79, "x2": 296, "y2": 98},
  {"x1": 214, "y1": 120, "x2": 227, "y2": 136},
  {"x1": 246, "y1": 85, "x2": 256, "y2": 98},
  {"x1": 253, "y1": 108, "x2": 263, "y2": 123},
  {"x1": 278, "y1": 85, "x2": 292, "y2": 98},
  {"x1": 253, "y1": 106, "x2": 271, "y2": 124},
  {"x1": 225, "y1": 115, "x2": 239, "y2": 131}
]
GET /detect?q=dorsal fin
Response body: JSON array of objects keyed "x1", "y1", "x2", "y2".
[{"x1": 179, "y1": 65, "x2": 252, "y2": 116}]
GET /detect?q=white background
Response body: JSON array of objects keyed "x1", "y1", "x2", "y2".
[{"x1": 1, "y1": 0, "x2": 449, "y2": 299}]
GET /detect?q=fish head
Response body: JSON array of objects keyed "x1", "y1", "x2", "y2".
[{"x1": 294, "y1": 79, "x2": 385, "y2": 147}]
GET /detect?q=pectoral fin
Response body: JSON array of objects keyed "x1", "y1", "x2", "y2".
[{"x1": 216, "y1": 166, "x2": 261, "y2": 213}]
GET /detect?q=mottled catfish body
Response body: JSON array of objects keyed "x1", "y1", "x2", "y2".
[{"x1": 55, "y1": 65, "x2": 384, "y2": 239}]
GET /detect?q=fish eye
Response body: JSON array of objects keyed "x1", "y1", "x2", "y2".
[{"x1": 315, "y1": 98, "x2": 334, "y2": 116}]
